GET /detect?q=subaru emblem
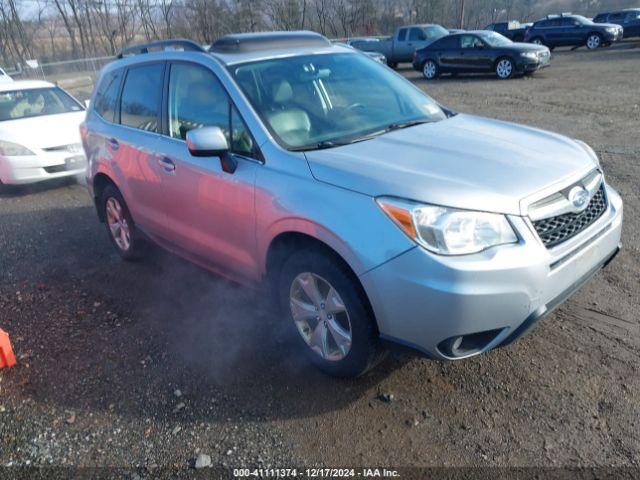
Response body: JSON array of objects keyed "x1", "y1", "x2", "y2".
[{"x1": 568, "y1": 186, "x2": 590, "y2": 212}]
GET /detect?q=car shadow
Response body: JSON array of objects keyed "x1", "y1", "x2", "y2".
[
  {"x1": 0, "y1": 176, "x2": 82, "y2": 198},
  {"x1": 0, "y1": 206, "x2": 405, "y2": 424}
]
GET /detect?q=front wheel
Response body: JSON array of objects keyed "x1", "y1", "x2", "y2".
[
  {"x1": 422, "y1": 60, "x2": 439, "y2": 80},
  {"x1": 278, "y1": 250, "x2": 385, "y2": 377},
  {"x1": 495, "y1": 57, "x2": 514, "y2": 79},
  {"x1": 586, "y1": 33, "x2": 602, "y2": 50}
]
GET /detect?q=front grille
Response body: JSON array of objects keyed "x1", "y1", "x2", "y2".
[
  {"x1": 43, "y1": 143, "x2": 83, "y2": 154},
  {"x1": 44, "y1": 164, "x2": 67, "y2": 173},
  {"x1": 533, "y1": 185, "x2": 607, "y2": 248}
]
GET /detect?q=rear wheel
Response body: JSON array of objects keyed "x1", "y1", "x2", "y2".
[
  {"x1": 278, "y1": 249, "x2": 385, "y2": 377},
  {"x1": 422, "y1": 60, "x2": 439, "y2": 80},
  {"x1": 531, "y1": 37, "x2": 544, "y2": 46},
  {"x1": 101, "y1": 184, "x2": 144, "y2": 261},
  {"x1": 495, "y1": 57, "x2": 514, "y2": 79},
  {"x1": 586, "y1": 33, "x2": 602, "y2": 50}
]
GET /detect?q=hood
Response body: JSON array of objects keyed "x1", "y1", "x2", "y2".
[
  {"x1": 505, "y1": 43, "x2": 548, "y2": 53},
  {"x1": 0, "y1": 111, "x2": 85, "y2": 150},
  {"x1": 304, "y1": 114, "x2": 597, "y2": 216},
  {"x1": 598, "y1": 23, "x2": 623, "y2": 30}
]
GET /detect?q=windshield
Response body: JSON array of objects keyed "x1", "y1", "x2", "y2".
[
  {"x1": 231, "y1": 53, "x2": 446, "y2": 150},
  {"x1": 426, "y1": 25, "x2": 449, "y2": 38},
  {"x1": 574, "y1": 15, "x2": 594, "y2": 25},
  {"x1": 478, "y1": 31, "x2": 513, "y2": 47},
  {"x1": 0, "y1": 87, "x2": 83, "y2": 122}
]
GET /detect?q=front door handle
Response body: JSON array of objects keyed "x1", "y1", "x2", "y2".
[{"x1": 158, "y1": 157, "x2": 176, "y2": 173}]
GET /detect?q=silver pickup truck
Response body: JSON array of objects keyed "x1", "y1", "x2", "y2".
[{"x1": 350, "y1": 24, "x2": 449, "y2": 67}]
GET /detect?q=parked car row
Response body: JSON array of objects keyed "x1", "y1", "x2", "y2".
[{"x1": 348, "y1": 8, "x2": 636, "y2": 81}]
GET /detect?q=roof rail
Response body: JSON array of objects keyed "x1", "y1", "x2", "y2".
[
  {"x1": 117, "y1": 39, "x2": 206, "y2": 59},
  {"x1": 210, "y1": 31, "x2": 331, "y2": 54}
]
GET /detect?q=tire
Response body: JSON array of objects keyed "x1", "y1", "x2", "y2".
[
  {"x1": 422, "y1": 59, "x2": 439, "y2": 80},
  {"x1": 586, "y1": 33, "x2": 602, "y2": 50},
  {"x1": 387, "y1": 61, "x2": 398, "y2": 69},
  {"x1": 495, "y1": 57, "x2": 514, "y2": 79},
  {"x1": 100, "y1": 184, "x2": 144, "y2": 261},
  {"x1": 278, "y1": 249, "x2": 386, "y2": 377},
  {"x1": 531, "y1": 37, "x2": 545, "y2": 46}
]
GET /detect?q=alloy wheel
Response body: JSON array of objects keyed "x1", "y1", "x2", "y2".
[
  {"x1": 587, "y1": 34, "x2": 601, "y2": 49},
  {"x1": 423, "y1": 61, "x2": 437, "y2": 79},
  {"x1": 496, "y1": 59, "x2": 513, "y2": 79},
  {"x1": 289, "y1": 272, "x2": 352, "y2": 362},
  {"x1": 105, "y1": 197, "x2": 131, "y2": 251}
]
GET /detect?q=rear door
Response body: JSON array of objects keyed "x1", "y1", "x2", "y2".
[
  {"x1": 115, "y1": 62, "x2": 170, "y2": 236},
  {"x1": 154, "y1": 61, "x2": 259, "y2": 280}
]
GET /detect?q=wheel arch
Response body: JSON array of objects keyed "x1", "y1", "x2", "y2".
[
  {"x1": 265, "y1": 230, "x2": 380, "y2": 332},
  {"x1": 93, "y1": 172, "x2": 118, "y2": 222}
]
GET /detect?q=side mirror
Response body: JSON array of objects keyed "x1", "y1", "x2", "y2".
[
  {"x1": 84, "y1": 99, "x2": 90, "y2": 108},
  {"x1": 186, "y1": 126, "x2": 237, "y2": 174}
]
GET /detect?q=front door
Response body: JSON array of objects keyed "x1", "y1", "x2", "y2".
[{"x1": 156, "y1": 62, "x2": 260, "y2": 280}]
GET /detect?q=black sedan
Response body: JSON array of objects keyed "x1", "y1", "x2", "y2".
[{"x1": 413, "y1": 31, "x2": 550, "y2": 80}]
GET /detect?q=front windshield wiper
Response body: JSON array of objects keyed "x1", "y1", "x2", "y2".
[
  {"x1": 290, "y1": 119, "x2": 433, "y2": 152},
  {"x1": 384, "y1": 119, "x2": 433, "y2": 131},
  {"x1": 289, "y1": 140, "x2": 346, "y2": 152}
]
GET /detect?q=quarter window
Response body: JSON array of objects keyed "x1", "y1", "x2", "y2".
[
  {"x1": 94, "y1": 69, "x2": 123, "y2": 122},
  {"x1": 167, "y1": 63, "x2": 256, "y2": 157},
  {"x1": 120, "y1": 63, "x2": 163, "y2": 132}
]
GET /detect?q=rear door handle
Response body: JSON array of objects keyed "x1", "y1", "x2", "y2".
[
  {"x1": 107, "y1": 137, "x2": 119, "y2": 151},
  {"x1": 158, "y1": 157, "x2": 176, "y2": 173}
]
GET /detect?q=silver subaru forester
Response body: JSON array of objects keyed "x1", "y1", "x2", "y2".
[{"x1": 82, "y1": 32, "x2": 623, "y2": 377}]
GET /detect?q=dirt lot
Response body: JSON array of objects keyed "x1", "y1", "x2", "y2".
[{"x1": 1, "y1": 42, "x2": 639, "y2": 476}]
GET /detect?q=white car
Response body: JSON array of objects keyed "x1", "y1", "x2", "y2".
[
  {"x1": 0, "y1": 80, "x2": 86, "y2": 185},
  {"x1": 0, "y1": 68, "x2": 13, "y2": 83}
]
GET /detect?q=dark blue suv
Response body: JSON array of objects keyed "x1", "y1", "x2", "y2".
[
  {"x1": 593, "y1": 9, "x2": 640, "y2": 38},
  {"x1": 524, "y1": 14, "x2": 623, "y2": 50}
]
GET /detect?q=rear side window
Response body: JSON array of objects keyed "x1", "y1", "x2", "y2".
[
  {"x1": 432, "y1": 36, "x2": 458, "y2": 49},
  {"x1": 94, "y1": 69, "x2": 123, "y2": 122},
  {"x1": 120, "y1": 63, "x2": 164, "y2": 132},
  {"x1": 398, "y1": 29, "x2": 407, "y2": 41},
  {"x1": 609, "y1": 12, "x2": 625, "y2": 21}
]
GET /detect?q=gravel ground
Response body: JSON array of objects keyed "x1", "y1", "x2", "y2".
[{"x1": 0, "y1": 42, "x2": 639, "y2": 477}]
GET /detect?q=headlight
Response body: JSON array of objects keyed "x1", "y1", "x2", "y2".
[
  {"x1": 521, "y1": 51, "x2": 538, "y2": 59},
  {"x1": 0, "y1": 140, "x2": 35, "y2": 156},
  {"x1": 377, "y1": 197, "x2": 518, "y2": 255},
  {"x1": 606, "y1": 27, "x2": 617, "y2": 33},
  {"x1": 575, "y1": 139, "x2": 601, "y2": 168}
]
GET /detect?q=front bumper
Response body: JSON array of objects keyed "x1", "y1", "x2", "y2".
[
  {"x1": 516, "y1": 55, "x2": 550, "y2": 73},
  {"x1": 360, "y1": 184, "x2": 623, "y2": 360},
  {"x1": 0, "y1": 152, "x2": 87, "y2": 185},
  {"x1": 603, "y1": 30, "x2": 623, "y2": 42}
]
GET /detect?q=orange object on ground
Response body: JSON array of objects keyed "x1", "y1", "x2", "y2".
[{"x1": 0, "y1": 329, "x2": 17, "y2": 368}]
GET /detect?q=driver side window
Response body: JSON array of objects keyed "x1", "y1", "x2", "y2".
[
  {"x1": 461, "y1": 35, "x2": 482, "y2": 49},
  {"x1": 167, "y1": 63, "x2": 257, "y2": 158}
]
